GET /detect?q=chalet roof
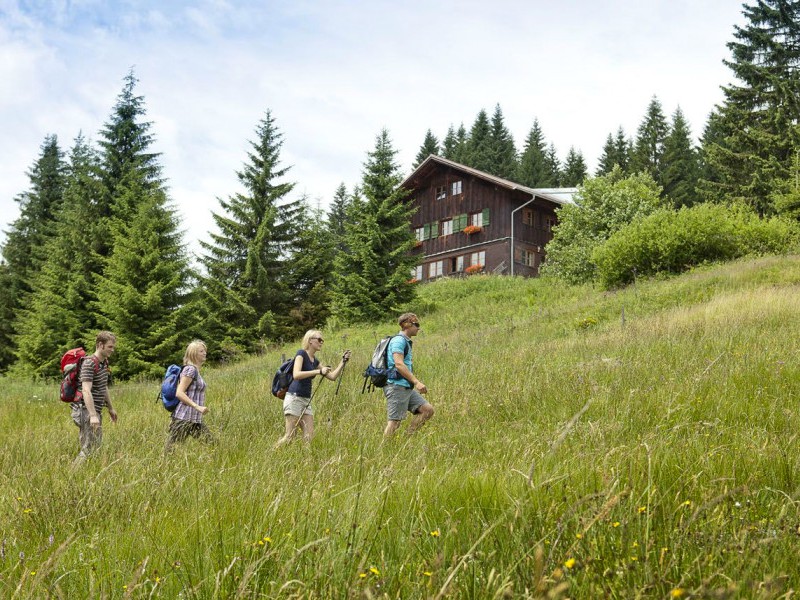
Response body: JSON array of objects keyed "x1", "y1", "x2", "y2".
[{"x1": 401, "y1": 155, "x2": 577, "y2": 206}]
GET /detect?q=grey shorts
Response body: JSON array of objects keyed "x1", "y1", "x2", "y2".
[
  {"x1": 283, "y1": 392, "x2": 314, "y2": 417},
  {"x1": 384, "y1": 384, "x2": 428, "y2": 421}
]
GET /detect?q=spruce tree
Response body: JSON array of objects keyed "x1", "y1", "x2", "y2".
[
  {"x1": 332, "y1": 129, "x2": 416, "y2": 323},
  {"x1": 597, "y1": 127, "x2": 632, "y2": 176},
  {"x1": 197, "y1": 110, "x2": 300, "y2": 353},
  {"x1": 517, "y1": 120, "x2": 552, "y2": 186},
  {"x1": 544, "y1": 144, "x2": 562, "y2": 186},
  {"x1": 465, "y1": 109, "x2": 493, "y2": 172},
  {"x1": 562, "y1": 147, "x2": 588, "y2": 186},
  {"x1": 454, "y1": 123, "x2": 470, "y2": 164},
  {"x1": 488, "y1": 104, "x2": 518, "y2": 179},
  {"x1": 632, "y1": 96, "x2": 669, "y2": 184},
  {"x1": 698, "y1": 0, "x2": 800, "y2": 214},
  {"x1": 413, "y1": 129, "x2": 440, "y2": 168},
  {"x1": 662, "y1": 107, "x2": 701, "y2": 207},
  {"x1": 14, "y1": 136, "x2": 105, "y2": 376},
  {"x1": 0, "y1": 134, "x2": 66, "y2": 372}
]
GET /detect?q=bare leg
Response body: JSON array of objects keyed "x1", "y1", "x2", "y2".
[
  {"x1": 384, "y1": 420, "x2": 402, "y2": 437},
  {"x1": 299, "y1": 414, "x2": 314, "y2": 443},
  {"x1": 276, "y1": 415, "x2": 301, "y2": 447},
  {"x1": 407, "y1": 404, "x2": 434, "y2": 434}
]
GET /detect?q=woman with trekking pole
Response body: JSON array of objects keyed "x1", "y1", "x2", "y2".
[{"x1": 276, "y1": 329, "x2": 350, "y2": 446}]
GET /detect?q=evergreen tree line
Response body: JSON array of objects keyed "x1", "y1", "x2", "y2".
[{"x1": 0, "y1": 73, "x2": 416, "y2": 379}]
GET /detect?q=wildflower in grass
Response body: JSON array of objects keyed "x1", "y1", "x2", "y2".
[
  {"x1": 671, "y1": 588, "x2": 685, "y2": 598},
  {"x1": 23, "y1": 508, "x2": 32, "y2": 514},
  {"x1": 630, "y1": 556, "x2": 638, "y2": 561},
  {"x1": 30, "y1": 571, "x2": 36, "y2": 576},
  {"x1": 359, "y1": 573, "x2": 367, "y2": 579},
  {"x1": 631, "y1": 541, "x2": 638, "y2": 548},
  {"x1": 430, "y1": 529, "x2": 440, "y2": 537},
  {"x1": 638, "y1": 506, "x2": 646, "y2": 514},
  {"x1": 123, "y1": 585, "x2": 128, "y2": 591},
  {"x1": 369, "y1": 566, "x2": 380, "y2": 576},
  {"x1": 423, "y1": 571, "x2": 432, "y2": 577},
  {"x1": 155, "y1": 576, "x2": 161, "y2": 584},
  {"x1": 575, "y1": 533, "x2": 582, "y2": 539},
  {"x1": 263, "y1": 536, "x2": 272, "y2": 543},
  {"x1": 682, "y1": 500, "x2": 691, "y2": 507},
  {"x1": 48, "y1": 534, "x2": 54, "y2": 546},
  {"x1": 564, "y1": 558, "x2": 576, "y2": 569},
  {"x1": 612, "y1": 521, "x2": 620, "y2": 528}
]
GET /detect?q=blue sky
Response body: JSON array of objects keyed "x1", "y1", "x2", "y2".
[{"x1": 1, "y1": 0, "x2": 745, "y2": 257}]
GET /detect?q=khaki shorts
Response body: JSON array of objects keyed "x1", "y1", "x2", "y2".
[
  {"x1": 283, "y1": 392, "x2": 313, "y2": 417},
  {"x1": 384, "y1": 384, "x2": 428, "y2": 421}
]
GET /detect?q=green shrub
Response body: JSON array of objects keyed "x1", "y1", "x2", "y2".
[{"x1": 593, "y1": 203, "x2": 800, "y2": 288}]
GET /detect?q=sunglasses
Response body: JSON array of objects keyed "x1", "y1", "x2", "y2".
[
  {"x1": 313, "y1": 337, "x2": 325, "y2": 343},
  {"x1": 409, "y1": 322, "x2": 420, "y2": 327}
]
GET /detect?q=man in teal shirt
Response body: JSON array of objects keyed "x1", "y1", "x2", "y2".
[{"x1": 384, "y1": 312, "x2": 435, "y2": 436}]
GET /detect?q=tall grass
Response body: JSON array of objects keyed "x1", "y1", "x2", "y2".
[{"x1": 2, "y1": 255, "x2": 800, "y2": 598}]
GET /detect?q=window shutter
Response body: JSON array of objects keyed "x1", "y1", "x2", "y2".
[
  {"x1": 482, "y1": 208, "x2": 490, "y2": 226},
  {"x1": 455, "y1": 213, "x2": 467, "y2": 231},
  {"x1": 423, "y1": 223, "x2": 430, "y2": 240},
  {"x1": 430, "y1": 221, "x2": 439, "y2": 238}
]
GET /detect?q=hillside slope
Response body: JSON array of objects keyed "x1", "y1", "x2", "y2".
[{"x1": 3, "y1": 255, "x2": 800, "y2": 598}]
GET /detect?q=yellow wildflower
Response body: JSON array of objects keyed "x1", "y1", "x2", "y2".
[
  {"x1": 671, "y1": 588, "x2": 685, "y2": 598},
  {"x1": 359, "y1": 573, "x2": 367, "y2": 579},
  {"x1": 369, "y1": 566, "x2": 380, "y2": 576},
  {"x1": 564, "y1": 558, "x2": 576, "y2": 569},
  {"x1": 575, "y1": 533, "x2": 582, "y2": 539},
  {"x1": 430, "y1": 529, "x2": 440, "y2": 537},
  {"x1": 638, "y1": 506, "x2": 646, "y2": 514},
  {"x1": 263, "y1": 537, "x2": 272, "y2": 543},
  {"x1": 23, "y1": 509, "x2": 32, "y2": 514},
  {"x1": 423, "y1": 571, "x2": 432, "y2": 577},
  {"x1": 612, "y1": 521, "x2": 620, "y2": 528},
  {"x1": 30, "y1": 571, "x2": 36, "y2": 576},
  {"x1": 682, "y1": 500, "x2": 692, "y2": 507}
]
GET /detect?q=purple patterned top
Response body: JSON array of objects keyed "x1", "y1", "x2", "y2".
[{"x1": 173, "y1": 365, "x2": 206, "y2": 424}]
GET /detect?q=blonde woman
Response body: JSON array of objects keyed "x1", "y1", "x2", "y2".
[
  {"x1": 165, "y1": 340, "x2": 214, "y2": 452},
  {"x1": 277, "y1": 330, "x2": 350, "y2": 445}
]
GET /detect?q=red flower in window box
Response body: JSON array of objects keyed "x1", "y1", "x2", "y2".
[
  {"x1": 465, "y1": 264, "x2": 484, "y2": 274},
  {"x1": 463, "y1": 225, "x2": 482, "y2": 235},
  {"x1": 413, "y1": 240, "x2": 423, "y2": 248}
]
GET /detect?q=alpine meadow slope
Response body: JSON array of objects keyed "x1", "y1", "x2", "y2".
[{"x1": 3, "y1": 254, "x2": 800, "y2": 598}]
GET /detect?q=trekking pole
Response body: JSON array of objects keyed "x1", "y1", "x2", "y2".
[{"x1": 335, "y1": 352, "x2": 349, "y2": 396}]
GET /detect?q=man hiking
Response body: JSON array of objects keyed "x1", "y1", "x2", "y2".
[
  {"x1": 71, "y1": 331, "x2": 117, "y2": 462},
  {"x1": 383, "y1": 313, "x2": 434, "y2": 436}
]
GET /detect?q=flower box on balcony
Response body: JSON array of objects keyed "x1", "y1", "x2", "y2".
[
  {"x1": 413, "y1": 240, "x2": 423, "y2": 248},
  {"x1": 463, "y1": 225, "x2": 482, "y2": 235},
  {"x1": 465, "y1": 264, "x2": 484, "y2": 274}
]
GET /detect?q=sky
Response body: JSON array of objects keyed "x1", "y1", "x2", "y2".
[{"x1": 0, "y1": 0, "x2": 746, "y2": 259}]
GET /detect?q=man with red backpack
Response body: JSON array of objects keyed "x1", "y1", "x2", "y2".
[{"x1": 71, "y1": 331, "x2": 118, "y2": 462}]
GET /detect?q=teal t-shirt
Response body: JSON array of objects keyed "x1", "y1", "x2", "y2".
[{"x1": 386, "y1": 334, "x2": 412, "y2": 388}]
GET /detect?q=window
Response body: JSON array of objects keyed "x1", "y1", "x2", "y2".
[
  {"x1": 470, "y1": 251, "x2": 485, "y2": 267},
  {"x1": 521, "y1": 249, "x2": 536, "y2": 267},
  {"x1": 414, "y1": 226, "x2": 424, "y2": 242},
  {"x1": 544, "y1": 216, "x2": 556, "y2": 232},
  {"x1": 470, "y1": 212, "x2": 483, "y2": 227},
  {"x1": 440, "y1": 219, "x2": 453, "y2": 236},
  {"x1": 435, "y1": 185, "x2": 446, "y2": 201},
  {"x1": 428, "y1": 260, "x2": 443, "y2": 278},
  {"x1": 451, "y1": 180, "x2": 462, "y2": 196},
  {"x1": 455, "y1": 255, "x2": 464, "y2": 272},
  {"x1": 412, "y1": 265, "x2": 423, "y2": 280},
  {"x1": 523, "y1": 208, "x2": 534, "y2": 226}
]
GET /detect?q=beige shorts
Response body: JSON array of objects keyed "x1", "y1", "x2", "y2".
[{"x1": 283, "y1": 392, "x2": 313, "y2": 417}]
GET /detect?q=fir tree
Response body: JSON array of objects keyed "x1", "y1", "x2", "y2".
[
  {"x1": 516, "y1": 119, "x2": 551, "y2": 186},
  {"x1": 14, "y1": 136, "x2": 105, "y2": 377},
  {"x1": 442, "y1": 125, "x2": 457, "y2": 160},
  {"x1": 632, "y1": 96, "x2": 669, "y2": 184},
  {"x1": 562, "y1": 147, "x2": 588, "y2": 186},
  {"x1": 597, "y1": 127, "x2": 632, "y2": 176},
  {"x1": 544, "y1": 144, "x2": 562, "y2": 186},
  {"x1": 465, "y1": 109, "x2": 493, "y2": 172},
  {"x1": 488, "y1": 104, "x2": 518, "y2": 179},
  {"x1": 327, "y1": 183, "x2": 350, "y2": 254},
  {"x1": 662, "y1": 107, "x2": 701, "y2": 207},
  {"x1": 0, "y1": 134, "x2": 66, "y2": 372},
  {"x1": 413, "y1": 129, "x2": 440, "y2": 168},
  {"x1": 698, "y1": 0, "x2": 800, "y2": 214},
  {"x1": 197, "y1": 110, "x2": 300, "y2": 353},
  {"x1": 332, "y1": 129, "x2": 416, "y2": 323}
]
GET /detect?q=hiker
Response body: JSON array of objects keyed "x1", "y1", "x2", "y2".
[
  {"x1": 72, "y1": 331, "x2": 117, "y2": 461},
  {"x1": 384, "y1": 313, "x2": 434, "y2": 436},
  {"x1": 165, "y1": 340, "x2": 214, "y2": 452},
  {"x1": 276, "y1": 330, "x2": 350, "y2": 446}
]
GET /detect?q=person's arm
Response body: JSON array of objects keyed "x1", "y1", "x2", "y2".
[
  {"x1": 176, "y1": 370, "x2": 208, "y2": 415},
  {"x1": 323, "y1": 350, "x2": 351, "y2": 380},
  {"x1": 81, "y1": 377, "x2": 100, "y2": 429},
  {"x1": 293, "y1": 354, "x2": 323, "y2": 380},
  {"x1": 392, "y1": 350, "x2": 427, "y2": 394},
  {"x1": 105, "y1": 388, "x2": 118, "y2": 423}
]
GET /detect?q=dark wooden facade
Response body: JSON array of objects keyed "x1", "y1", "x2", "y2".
[{"x1": 400, "y1": 156, "x2": 575, "y2": 281}]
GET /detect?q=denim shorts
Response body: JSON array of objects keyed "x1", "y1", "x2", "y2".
[{"x1": 384, "y1": 384, "x2": 428, "y2": 421}]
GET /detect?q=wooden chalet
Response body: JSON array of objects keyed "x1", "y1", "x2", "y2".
[{"x1": 400, "y1": 155, "x2": 576, "y2": 281}]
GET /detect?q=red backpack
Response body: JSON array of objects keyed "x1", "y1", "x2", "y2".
[{"x1": 59, "y1": 348, "x2": 98, "y2": 403}]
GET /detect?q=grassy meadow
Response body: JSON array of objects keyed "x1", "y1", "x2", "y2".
[{"x1": 3, "y1": 254, "x2": 800, "y2": 599}]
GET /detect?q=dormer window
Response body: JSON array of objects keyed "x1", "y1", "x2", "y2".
[
  {"x1": 451, "y1": 180, "x2": 462, "y2": 195},
  {"x1": 435, "y1": 185, "x2": 446, "y2": 201}
]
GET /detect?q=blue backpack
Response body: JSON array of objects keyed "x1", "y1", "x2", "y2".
[
  {"x1": 362, "y1": 335, "x2": 409, "y2": 393},
  {"x1": 271, "y1": 358, "x2": 294, "y2": 399},
  {"x1": 159, "y1": 364, "x2": 183, "y2": 412}
]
